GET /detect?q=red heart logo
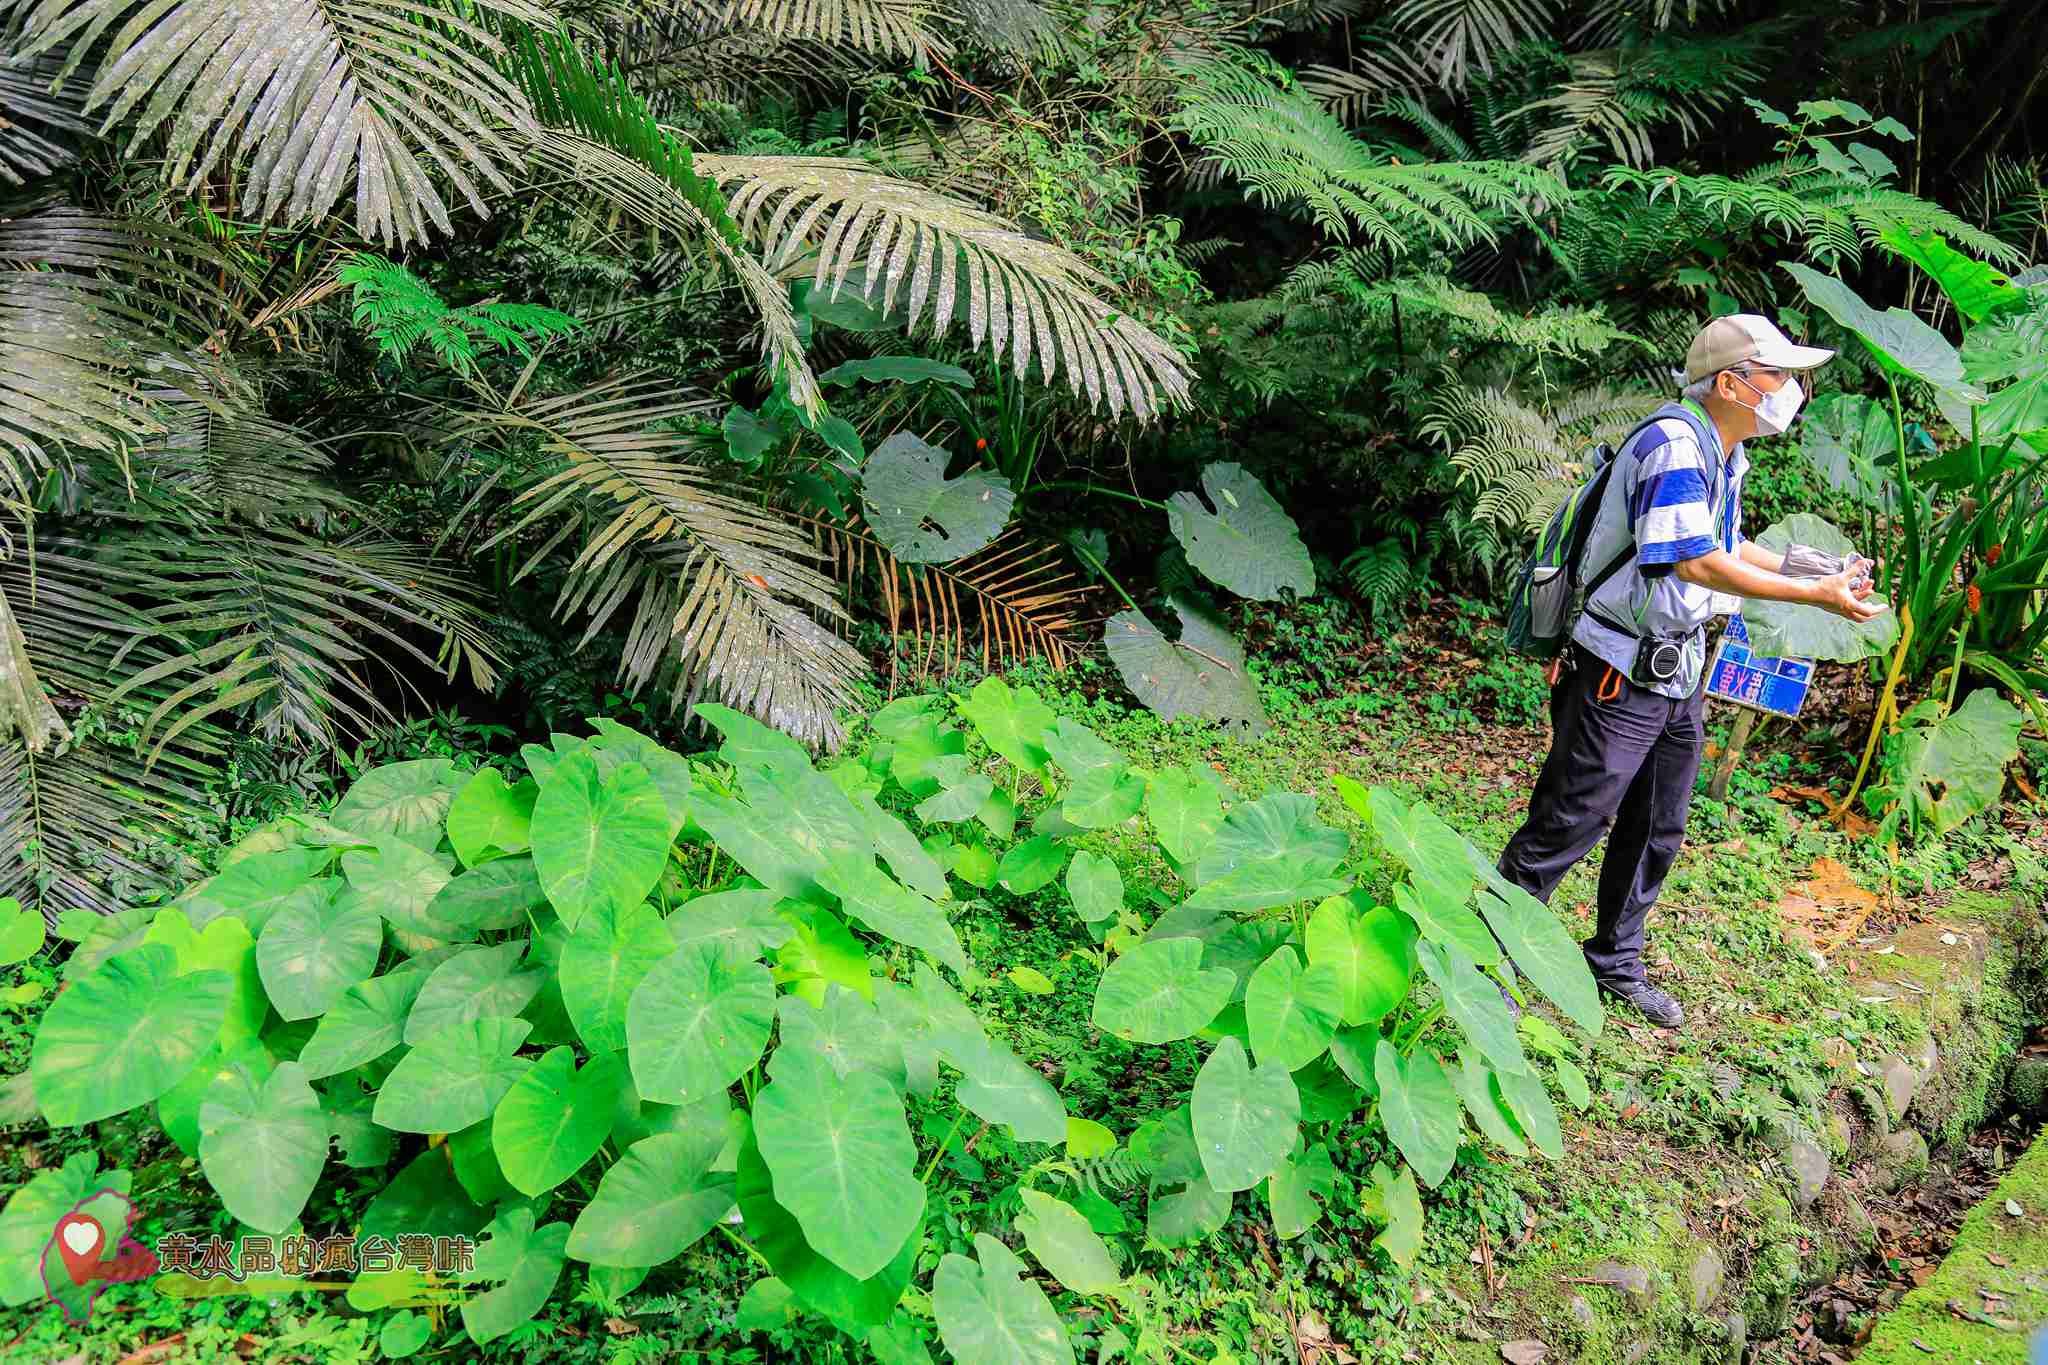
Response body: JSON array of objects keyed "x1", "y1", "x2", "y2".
[{"x1": 53, "y1": 1213, "x2": 105, "y2": 1286}]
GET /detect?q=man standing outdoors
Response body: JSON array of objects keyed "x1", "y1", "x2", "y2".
[{"x1": 1497, "y1": 315, "x2": 1889, "y2": 1029}]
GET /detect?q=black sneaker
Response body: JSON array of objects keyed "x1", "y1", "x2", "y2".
[{"x1": 1598, "y1": 976, "x2": 1684, "y2": 1029}]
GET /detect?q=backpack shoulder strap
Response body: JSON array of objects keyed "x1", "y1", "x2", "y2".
[{"x1": 1578, "y1": 400, "x2": 1729, "y2": 618}]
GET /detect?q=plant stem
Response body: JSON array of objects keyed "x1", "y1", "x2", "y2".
[
  {"x1": 1037, "y1": 480, "x2": 1169, "y2": 511},
  {"x1": 715, "y1": 1223, "x2": 775, "y2": 1275},
  {"x1": 921, "y1": 1106, "x2": 968, "y2": 1184},
  {"x1": 1888, "y1": 375, "x2": 1920, "y2": 588},
  {"x1": 1835, "y1": 603, "x2": 1916, "y2": 823},
  {"x1": 1069, "y1": 537, "x2": 1141, "y2": 613},
  {"x1": 1943, "y1": 620, "x2": 1968, "y2": 714},
  {"x1": 1394, "y1": 1003, "x2": 1444, "y2": 1053}
]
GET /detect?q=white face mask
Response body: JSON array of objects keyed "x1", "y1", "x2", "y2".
[{"x1": 1733, "y1": 373, "x2": 1804, "y2": 436}]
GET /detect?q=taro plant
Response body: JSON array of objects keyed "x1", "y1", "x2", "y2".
[{"x1": 4, "y1": 687, "x2": 1599, "y2": 1359}]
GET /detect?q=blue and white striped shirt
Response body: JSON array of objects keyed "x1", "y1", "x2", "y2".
[{"x1": 1573, "y1": 404, "x2": 1747, "y2": 698}]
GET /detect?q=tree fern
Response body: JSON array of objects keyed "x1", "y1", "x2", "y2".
[
  {"x1": 1424, "y1": 380, "x2": 1654, "y2": 529},
  {"x1": 1172, "y1": 60, "x2": 1564, "y2": 253},
  {"x1": 1516, "y1": 38, "x2": 1766, "y2": 169},
  {"x1": 339, "y1": 252, "x2": 580, "y2": 377},
  {"x1": 1339, "y1": 539, "x2": 1416, "y2": 620}
]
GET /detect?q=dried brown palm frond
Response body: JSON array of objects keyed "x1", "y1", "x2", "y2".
[
  {"x1": 14, "y1": 0, "x2": 548, "y2": 246},
  {"x1": 0, "y1": 55, "x2": 90, "y2": 183},
  {"x1": 699, "y1": 154, "x2": 1195, "y2": 422},
  {"x1": 466, "y1": 377, "x2": 868, "y2": 747},
  {"x1": 0, "y1": 208, "x2": 242, "y2": 503},
  {"x1": 95, "y1": 517, "x2": 501, "y2": 760},
  {"x1": 0, "y1": 529, "x2": 220, "y2": 920},
  {"x1": 809, "y1": 510, "x2": 1092, "y2": 691}
]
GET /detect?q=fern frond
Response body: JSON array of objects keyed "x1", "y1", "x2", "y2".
[
  {"x1": 1427, "y1": 379, "x2": 1656, "y2": 528},
  {"x1": 1340, "y1": 539, "x2": 1416, "y2": 619},
  {"x1": 339, "y1": 252, "x2": 579, "y2": 375},
  {"x1": 1516, "y1": 40, "x2": 1766, "y2": 169},
  {"x1": 1173, "y1": 62, "x2": 1563, "y2": 253},
  {"x1": 699, "y1": 154, "x2": 1194, "y2": 421}
]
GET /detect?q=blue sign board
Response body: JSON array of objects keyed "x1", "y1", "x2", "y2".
[{"x1": 1706, "y1": 614, "x2": 1814, "y2": 717}]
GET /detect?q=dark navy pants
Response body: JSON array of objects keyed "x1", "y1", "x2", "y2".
[{"x1": 1498, "y1": 642, "x2": 1706, "y2": 982}]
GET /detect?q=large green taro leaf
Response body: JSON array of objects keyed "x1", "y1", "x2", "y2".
[
  {"x1": 447, "y1": 768, "x2": 537, "y2": 868},
  {"x1": 1960, "y1": 296, "x2": 2048, "y2": 443},
  {"x1": 1879, "y1": 226, "x2": 2021, "y2": 324},
  {"x1": 1191, "y1": 1036, "x2": 1299, "y2": 1193},
  {"x1": 373, "y1": 1018, "x2": 533, "y2": 1133},
  {"x1": 1450, "y1": 1048, "x2": 1527, "y2": 1156},
  {"x1": 341, "y1": 837, "x2": 459, "y2": 940},
  {"x1": 626, "y1": 941, "x2": 775, "y2": 1105},
  {"x1": 1267, "y1": 1139, "x2": 1338, "y2": 1240},
  {"x1": 1065, "y1": 851, "x2": 1124, "y2": 923},
  {"x1": 960, "y1": 676, "x2": 1054, "y2": 773},
  {"x1": 778, "y1": 989, "x2": 907, "y2": 1092},
  {"x1": 1416, "y1": 942, "x2": 1526, "y2": 1078},
  {"x1": 1743, "y1": 515, "x2": 1899, "y2": 661},
  {"x1": 1104, "y1": 597, "x2": 1267, "y2": 736},
  {"x1": 1184, "y1": 793, "x2": 1348, "y2": 912},
  {"x1": 818, "y1": 851, "x2": 968, "y2": 973},
  {"x1": 1165, "y1": 462, "x2": 1314, "y2": 601},
  {"x1": 1133, "y1": 1106, "x2": 1232, "y2": 1247},
  {"x1": 461, "y1": 1206, "x2": 570, "y2": 1345},
  {"x1": 561, "y1": 903, "x2": 672, "y2": 1054},
  {"x1": 1243, "y1": 947, "x2": 1343, "y2": 1071},
  {"x1": 567, "y1": 1129, "x2": 734, "y2": 1266},
  {"x1": 360, "y1": 1147, "x2": 489, "y2": 1246},
  {"x1": 950, "y1": 1036, "x2": 1067, "y2": 1144},
  {"x1": 933, "y1": 1234, "x2": 1075, "y2": 1365},
  {"x1": 1305, "y1": 895, "x2": 1414, "y2": 1025},
  {"x1": 1015, "y1": 1189, "x2": 1120, "y2": 1294},
  {"x1": 1494, "y1": 1065, "x2": 1563, "y2": 1158},
  {"x1": 257, "y1": 882, "x2": 383, "y2": 1020},
  {"x1": 32, "y1": 944, "x2": 229, "y2": 1125},
  {"x1": 845, "y1": 788, "x2": 951, "y2": 900},
  {"x1": 492, "y1": 1046, "x2": 624, "y2": 1196},
  {"x1": 667, "y1": 887, "x2": 795, "y2": 959},
  {"x1": 142, "y1": 908, "x2": 266, "y2": 1044},
  {"x1": 183, "y1": 847, "x2": 335, "y2": 935},
  {"x1": 330, "y1": 758, "x2": 466, "y2": 850},
  {"x1": 1344, "y1": 780, "x2": 1472, "y2": 902},
  {"x1": 1786, "y1": 263, "x2": 1981, "y2": 402},
  {"x1": 1144, "y1": 763, "x2": 1225, "y2": 866},
  {"x1": 198, "y1": 1061, "x2": 325, "y2": 1233},
  {"x1": 1885, "y1": 689, "x2": 2024, "y2": 834},
  {"x1": 0, "y1": 1154, "x2": 129, "y2": 1307},
  {"x1": 1797, "y1": 393, "x2": 1892, "y2": 507},
  {"x1": 588, "y1": 720, "x2": 694, "y2": 838},
  {"x1": 1373, "y1": 1040, "x2": 1461, "y2": 1188},
  {"x1": 404, "y1": 942, "x2": 545, "y2": 1044},
  {"x1": 1468, "y1": 850, "x2": 1603, "y2": 1035},
  {"x1": 295, "y1": 970, "x2": 427, "y2": 1079},
  {"x1": 159, "y1": 1035, "x2": 275, "y2": 1157},
  {"x1": 996, "y1": 836, "x2": 1067, "y2": 895},
  {"x1": 754, "y1": 1045, "x2": 924, "y2": 1279},
  {"x1": 427, "y1": 856, "x2": 548, "y2": 934},
  {"x1": 1392, "y1": 880, "x2": 1499, "y2": 966},
  {"x1": 1365, "y1": 1161, "x2": 1424, "y2": 1270},
  {"x1": 735, "y1": 1119, "x2": 915, "y2": 1337},
  {"x1": 1091, "y1": 937, "x2": 1233, "y2": 1044},
  {"x1": 860, "y1": 432, "x2": 1015, "y2": 563},
  {"x1": 530, "y1": 752, "x2": 671, "y2": 933}
]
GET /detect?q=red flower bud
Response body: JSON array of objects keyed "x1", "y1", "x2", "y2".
[
  {"x1": 975, "y1": 438, "x2": 988, "y2": 451},
  {"x1": 1967, "y1": 583, "x2": 1983, "y2": 614},
  {"x1": 1986, "y1": 543, "x2": 2003, "y2": 565}
]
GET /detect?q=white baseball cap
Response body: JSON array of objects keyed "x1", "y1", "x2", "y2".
[{"x1": 1684, "y1": 314, "x2": 1835, "y2": 384}]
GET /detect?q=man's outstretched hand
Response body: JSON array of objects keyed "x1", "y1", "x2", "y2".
[{"x1": 1814, "y1": 561, "x2": 1888, "y2": 623}]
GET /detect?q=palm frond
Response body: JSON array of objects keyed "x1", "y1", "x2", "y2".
[
  {"x1": 1171, "y1": 62, "x2": 1564, "y2": 253},
  {"x1": 121, "y1": 389, "x2": 355, "y2": 524},
  {"x1": 812, "y1": 513, "x2": 1090, "y2": 689},
  {"x1": 96, "y1": 518, "x2": 500, "y2": 758},
  {"x1": 16, "y1": 0, "x2": 548, "y2": 246},
  {"x1": 0, "y1": 580, "x2": 68, "y2": 751},
  {"x1": 698, "y1": 154, "x2": 1196, "y2": 422},
  {"x1": 0, "y1": 208, "x2": 240, "y2": 502},
  {"x1": 1299, "y1": 48, "x2": 1438, "y2": 122},
  {"x1": 0, "y1": 54, "x2": 91, "y2": 183},
  {"x1": 1386, "y1": 0, "x2": 1554, "y2": 89},
  {"x1": 469, "y1": 377, "x2": 869, "y2": 748},
  {"x1": 684, "y1": 0, "x2": 942, "y2": 56},
  {"x1": 0, "y1": 531, "x2": 219, "y2": 920}
]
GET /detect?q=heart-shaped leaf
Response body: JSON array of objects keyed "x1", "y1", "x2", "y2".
[
  {"x1": 0, "y1": 898, "x2": 43, "y2": 965},
  {"x1": 1743, "y1": 515, "x2": 1899, "y2": 661},
  {"x1": 1449, "y1": 1049, "x2": 1527, "y2": 1156},
  {"x1": 257, "y1": 883, "x2": 383, "y2": 1021},
  {"x1": 960, "y1": 677, "x2": 1055, "y2": 772},
  {"x1": 447, "y1": 768, "x2": 537, "y2": 868},
  {"x1": 1469, "y1": 853, "x2": 1603, "y2": 1035},
  {"x1": 1103, "y1": 598, "x2": 1267, "y2": 736},
  {"x1": 1016, "y1": 1189, "x2": 1120, "y2": 1294},
  {"x1": 0, "y1": 1154, "x2": 129, "y2": 1307},
  {"x1": 198, "y1": 1061, "x2": 325, "y2": 1232},
  {"x1": 1166, "y1": 462, "x2": 1313, "y2": 601},
  {"x1": 933, "y1": 1233, "x2": 1074, "y2": 1365},
  {"x1": 341, "y1": 838, "x2": 460, "y2": 941},
  {"x1": 1373, "y1": 1041, "x2": 1461, "y2": 1188},
  {"x1": 373, "y1": 1018, "x2": 533, "y2": 1133},
  {"x1": 567, "y1": 1129, "x2": 734, "y2": 1266},
  {"x1": 950, "y1": 1037, "x2": 1067, "y2": 1145},
  {"x1": 560, "y1": 903, "x2": 673, "y2": 1054},
  {"x1": 861, "y1": 432, "x2": 1015, "y2": 563},
  {"x1": 1392, "y1": 880, "x2": 1500, "y2": 966},
  {"x1": 182, "y1": 848, "x2": 335, "y2": 936},
  {"x1": 32, "y1": 945, "x2": 229, "y2": 1126},
  {"x1": 461, "y1": 1206, "x2": 569, "y2": 1345},
  {"x1": 818, "y1": 852, "x2": 968, "y2": 973},
  {"x1": 405, "y1": 942, "x2": 545, "y2": 1044},
  {"x1": 531, "y1": 752, "x2": 671, "y2": 933},
  {"x1": 1786, "y1": 263, "x2": 1980, "y2": 400},
  {"x1": 296, "y1": 970, "x2": 428, "y2": 1079},
  {"x1": 1266, "y1": 1140, "x2": 1337, "y2": 1239},
  {"x1": 1364, "y1": 1161, "x2": 1424, "y2": 1269},
  {"x1": 1191, "y1": 1036, "x2": 1299, "y2": 1193},
  {"x1": 667, "y1": 887, "x2": 795, "y2": 959},
  {"x1": 1494, "y1": 1065, "x2": 1563, "y2": 1158},
  {"x1": 492, "y1": 1047, "x2": 625, "y2": 1196},
  {"x1": 331, "y1": 759, "x2": 466, "y2": 849},
  {"x1": 1091, "y1": 937, "x2": 1233, "y2": 1044},
  {"x1": 142, "y1": 908, "x2": 266, "y2": 1044},
  {"x1": 427, "y1": 856, "x2": 548, "y2": 935},
  {"x1": 1065, "y1": 851, "x2": 1124, "y2": 923},
  {"x1": 1416, "y1": 941, "x2": 1526, "y2": 1076},
  {"x1": 996, "y1": 836, "x2": 1067, "y2": 895},
  {"x1": 626, "y1": 941, "x2": 775, "y2": 1105},
  {"x1": 754, "y1": 1044, "x2": 924, "y2": 1279},
  {"x1": 1245, "y1": 947, "x2": 1345, "y2": 1071},
  {"x1": 1305, "y1": 896, "x2": 1414, "y2": 1025}
]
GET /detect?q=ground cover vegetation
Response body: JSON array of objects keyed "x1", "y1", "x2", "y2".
[{"x1": 0, "y1": 0, "x2": 2045, "y2": 1355}]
